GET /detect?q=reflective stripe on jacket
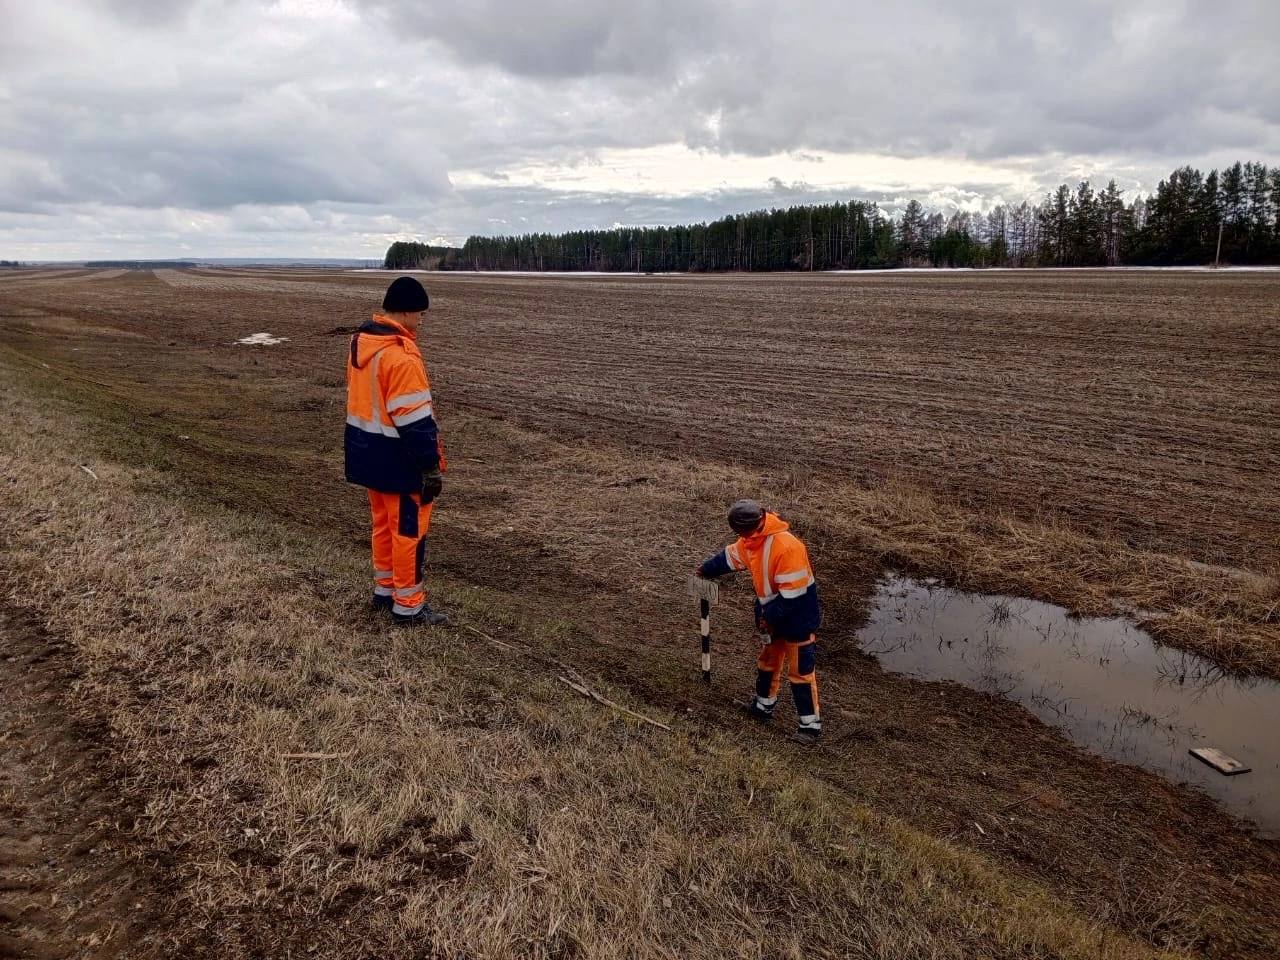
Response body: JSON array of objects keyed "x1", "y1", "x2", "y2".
[
  {"x1": 344, "y1": 314, "x2": 442, "y2": 494},
  {"x1": 699, "y1": 512, "x2": 821, "y2": 640}
]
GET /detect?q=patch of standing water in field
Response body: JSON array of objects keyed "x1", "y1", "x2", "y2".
[
  {"x1": 235, "y1": 332, "x2": 289, "y2": 346},
  {"x1": 860, "y1": 575, "x2": 1280, "y2": 835}
]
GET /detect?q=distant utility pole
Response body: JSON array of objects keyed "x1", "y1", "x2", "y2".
[{"x1": 1214, "y1": 221, "x2": 1224, "y2": 268}]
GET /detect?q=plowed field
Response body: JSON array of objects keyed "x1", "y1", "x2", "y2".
[
  {"x1": 2, "y1": 266, "x2": 1279, "y2": 959},
  {"x1": 23, "y1": 266, "x2": 1274, "y2": 564}
]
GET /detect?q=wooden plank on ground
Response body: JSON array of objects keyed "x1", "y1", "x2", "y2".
[{"x1": 1189, "y1": 747, "x2": 1251, "y2": 776}]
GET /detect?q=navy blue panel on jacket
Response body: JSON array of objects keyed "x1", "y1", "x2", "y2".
[
  {"x1": 759, "y1": 582, "x2": 822, "y2": 641},
  {"x1": 344, "y1": 426, "x2": 423, "y2": 494},
  {"x1": 698, "y1": 550, "x2": 732, "y2": 579},
  {"x1": 397, "y1": 415, "x2": 439, "y2": 473}
]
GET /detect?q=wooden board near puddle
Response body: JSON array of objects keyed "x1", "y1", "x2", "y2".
[
  {"x1": 860, "y1": 576, "x2": 1278, "y2": 831},
  {"x1": 1190, "y1": 747, "x2": 1252, "y2": 776}
]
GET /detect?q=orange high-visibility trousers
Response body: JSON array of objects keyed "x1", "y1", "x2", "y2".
[
  {"x1": 367, "y1": 489, "x2": 434, "y2": 616},
  {"x1": 755, "y1": 635, "x2": 821, "y2": 732}
]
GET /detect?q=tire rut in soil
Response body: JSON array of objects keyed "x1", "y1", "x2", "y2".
[{"x1": 0, "y1": 605, "x2": 167, "y2": 960}]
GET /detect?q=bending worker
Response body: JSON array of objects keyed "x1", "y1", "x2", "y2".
[
  {"x1": 696, "y1": 500, "x2": 823, "y2": 742},
  {"x1": 344, "y1": 276, "x2": 448, "y2": 625}
]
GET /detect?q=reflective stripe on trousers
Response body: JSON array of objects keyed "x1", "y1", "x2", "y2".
[
  {"x1": 755, "y1": 635, "x2": 820, "y2": 724},
  {"x1": 368, "y1": 489, "x2": 433, "y2": 616}
]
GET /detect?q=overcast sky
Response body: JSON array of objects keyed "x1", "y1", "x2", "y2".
[{"x1": 2, "y1": 0, "x2": 1277, "y2": 259}]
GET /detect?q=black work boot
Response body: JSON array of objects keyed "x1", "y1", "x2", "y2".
[
  {"x1": 742, "y1": 700, "x2": 774, "y2": 723},
  {"x1": 393, "y1": 604, "x2": 449, "y2": 626},
  {"x1": 791, "y1": 726, "x2": 821, "y2": 745},
  {"x1": 371, "y1": 594, "x2": 394, "y2": 613}
]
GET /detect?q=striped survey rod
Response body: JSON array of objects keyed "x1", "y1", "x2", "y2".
[
  {"x1": 687, "y1": 576, "x2": 720, "y2": 685},
  {"x1": 700, "y1": 597, "x2": 711, "y2": 683}
]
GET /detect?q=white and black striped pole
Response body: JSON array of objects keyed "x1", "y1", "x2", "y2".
[
  {"x1": 688, "y1": 576, "x2": 719, "y2": 686},
  {"x1": 700, "y1": 597, "x2": 712, "y2": 684}
]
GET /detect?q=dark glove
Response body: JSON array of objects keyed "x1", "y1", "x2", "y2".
[
  {"x1": 754, "y1": 600, "x2": 771, "y2": 634},
  {"x1": 421, "y1": 468, "x2": 443, "y2": 504}
]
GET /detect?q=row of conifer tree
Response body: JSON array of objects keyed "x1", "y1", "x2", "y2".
[{"x1": 385, "y1": 161, "x2": 1280, "y2": 272}]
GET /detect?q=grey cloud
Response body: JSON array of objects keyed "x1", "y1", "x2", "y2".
[
  {"x1": 356, "y1": 0, "x2": 714, "y2": 79},
  {"x1": 2, "y1": 100, "x2": 453, "y2": 211},
  {"x1": 97, "y1": 0, "x2": 208, "y2": 25},
  {"x1": 3, "y1": 0, "x2": 1278, "y2": 258},
  {"x1": 358, "y1": 0, "x2": 1280, "y2": 161},
  {"x1": 767, "y1": 178, "x2": 813, "y2": 197},
  {"x1": 1, "y1": 3, "x2": 456, "y2": 213}
]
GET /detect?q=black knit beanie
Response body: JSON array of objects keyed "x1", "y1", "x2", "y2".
[{"x1": 382, "y1": 276, "x2": 429, "y2": 313}]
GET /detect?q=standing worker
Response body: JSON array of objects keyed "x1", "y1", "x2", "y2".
[
  {"x1": 345, "y1": 276, "x2": 448, "y2": 625},
  {"x1": 695, "y1": 500, "x2": 823, "y2": 742}
]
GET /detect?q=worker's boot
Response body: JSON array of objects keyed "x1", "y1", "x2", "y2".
[
  {"x1": 371, "y1": 594, "x2": 394, "y2": 613},
  {"x1": 791, "y1": 715, "x2": 822, "y2": 745},
  {"x1": 393, "y1": 604, "x2": 449, "y2": 626},
  {"x1": 742, "y1": 698, "x2": 774, "y2": 723}
]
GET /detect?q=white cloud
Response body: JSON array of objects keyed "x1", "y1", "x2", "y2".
[{"x1": 1, "y1": 0, "x2": 1277, "y2": 257}]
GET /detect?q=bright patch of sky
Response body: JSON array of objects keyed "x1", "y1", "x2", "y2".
[{"x1": 451, "y1": 146, "x2": 1043, "y2": 205}]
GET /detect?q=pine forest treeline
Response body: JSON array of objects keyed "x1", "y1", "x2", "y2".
[
  {"x1": 386, "y1": 161, "x2": 1280, "y2": 271},
  {"x1": 383, "y1": 242, "x2": 457, "y2": 271}
]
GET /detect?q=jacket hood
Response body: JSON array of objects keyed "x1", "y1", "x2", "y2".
[
  {"x1": 350, "y1": 314, "x2": 419, "y2": 369},
  {"x1": 742, "y1": 512, "x2": 789, "y2": 543}
]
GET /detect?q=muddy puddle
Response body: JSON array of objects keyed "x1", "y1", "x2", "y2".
[{"x1": 860, "y1": 576, "x2": 1280, "y2": 834}]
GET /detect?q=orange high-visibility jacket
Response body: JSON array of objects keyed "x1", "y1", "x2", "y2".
[
  {"x1": 344, "y1": 315, "x2": 442, "y2": 494},
  {"x1": 699, "y1": 513, "x2": 821, "y2": 639}
]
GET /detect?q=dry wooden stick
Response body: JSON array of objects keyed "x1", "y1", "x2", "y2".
[
  {"x1": 556, "y1": 675, "x2": 672, "y2": 731},
  {"x1": 279, "y1": 751, "x2": 351, "y2": 760},
  {"x1": 458, "y1": 622, "x2": 519, "y2": 651},
  {"x1": 998, "y1": 793, "x2": 1041, "y2": 813},
  {"x1": 456, "y1": 623, "x2": 669, "y2": 731}
]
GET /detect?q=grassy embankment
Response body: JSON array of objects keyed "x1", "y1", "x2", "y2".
[{"x1": 0, "y1": 352, "x2": 1183, "y2": 957}]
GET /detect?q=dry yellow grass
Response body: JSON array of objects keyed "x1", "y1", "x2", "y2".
[
  {"x1": 2, "y1": 266, "x2": 1277, "y2": 684},
  {"x1": 434, "y1": 412, "x2": 1280, "y2": 679},
  {"x1": 0, "y1": 364, "x2": 1182, "y2": 957}
]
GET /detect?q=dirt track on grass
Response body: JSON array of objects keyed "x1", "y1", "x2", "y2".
[
  {"x1": 2, "y1": 267, "x2": 1279, "y2": 957},
  {"x1": 0, "y1": 605, "x2": 168, "y2": 959}
]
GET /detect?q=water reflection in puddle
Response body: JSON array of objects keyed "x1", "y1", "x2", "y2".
[{"x1": 860, "y1": 575, "x2": 1280, "y2": 835}]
